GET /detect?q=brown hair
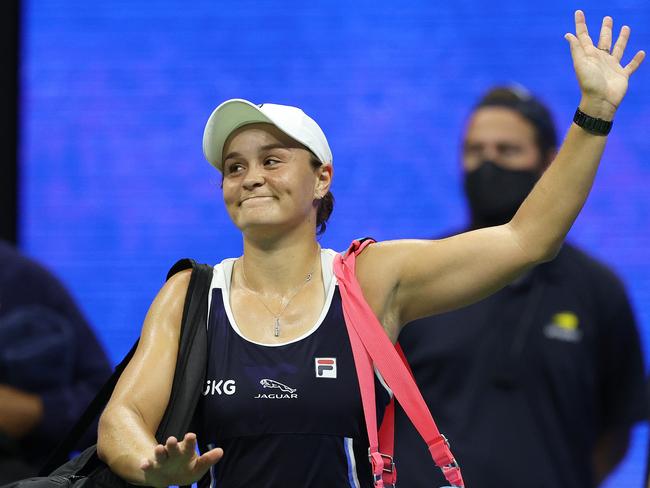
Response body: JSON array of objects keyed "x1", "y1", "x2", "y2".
[{"x1": 310, "y1": 155, "x2": 334, "y2": 236}]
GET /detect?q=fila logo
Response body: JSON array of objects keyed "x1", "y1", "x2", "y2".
[
  {"x1": 315, "y1": 357, "x2": 337, "y2": 378},
  {"x1": 203, "y1": 379, "x2": 236, "y2": 396}
]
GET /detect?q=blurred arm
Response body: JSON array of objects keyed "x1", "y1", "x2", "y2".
[
  {"x1": 0, "y1": 384, "x2": 43, "y2": 439},
  {"x1": 593, "y1": 427, "x2": 630, "y2": 485}
]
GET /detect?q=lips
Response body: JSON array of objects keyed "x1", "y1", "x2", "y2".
[{"x1": 240, "y1": 195, "x2": 275, "y2": 205}]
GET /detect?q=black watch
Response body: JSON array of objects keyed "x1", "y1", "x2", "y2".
[{"x1": 573, "y1": 107, "x2": 613, "y2": 136}]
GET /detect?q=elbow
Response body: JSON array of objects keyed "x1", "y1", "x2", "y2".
[
  {"x1": 96, "y1": 406, "x2": 151, "y2": 485},
  {"x1": 534, "y1": 242, "x2": 562, "y2": 264},
  {"x1": 96, "y1": 410, "x2": 112, "y2": 463},
  {"x1": 509, "y1": 223, "x2": 562, "y2": 266},
  {"x1": 525, "y1": 246, "x2": 560, "y2": 267},
  {"x1": 97, "y1": 405, "x2": 127, "y2": 466}
]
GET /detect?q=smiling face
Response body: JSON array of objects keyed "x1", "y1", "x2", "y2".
[{"x1": 221, "y1": 123, "x2": 331, "y2": 238}]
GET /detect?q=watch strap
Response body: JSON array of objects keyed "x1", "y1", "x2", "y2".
[{"x1": 573, "y1": 107, "x2": 613, "y2": 135}]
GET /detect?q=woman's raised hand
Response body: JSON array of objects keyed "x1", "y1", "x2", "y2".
[
  {"x1": 140, "y1": 432, "x2": 223, "y2": 487},
  {"x1": 564, "y1": 10, "x2": 645, "y2": 120}
]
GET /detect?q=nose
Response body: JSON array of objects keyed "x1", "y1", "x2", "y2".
[
  {"x1": 479, "y1": 146, "x2": 500, "y2": 163},
  {"x1": 242, "y1": 164, "x2": 265, "y2": 191}
]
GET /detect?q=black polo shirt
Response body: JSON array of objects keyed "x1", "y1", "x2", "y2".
[{"x1": 394, "y1": 243, "x2": 646, "y2": 488}]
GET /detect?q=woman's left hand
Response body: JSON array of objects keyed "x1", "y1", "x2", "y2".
[
  {"x1": 565, "y1": 10, "x2": 645, "y2": 119},
  {"x1": 140, "y1": 433, "x2": 223, "y2": 487}
]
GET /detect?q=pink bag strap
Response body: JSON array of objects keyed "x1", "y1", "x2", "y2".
[
  {"x1": 334, "y1": 238, "x2": 464, "y2": 488},
  {"x1": 377, "y1": 343, "x2": 412, "y2": 458},
  {"x1": 345, "y1": 301, "x2": 388, "y2": 485}
]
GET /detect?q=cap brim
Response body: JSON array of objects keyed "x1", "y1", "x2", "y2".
[{"x1": 202, "y1": 99, "x2": 274, "y2": 171}]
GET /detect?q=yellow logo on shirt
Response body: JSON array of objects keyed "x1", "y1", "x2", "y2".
[
  {"x1": 544, "y1": 311, "x2": 582, "y2": 342},
  {"x1": 552, "y1": 312, "x2": 579, "y2": 330}
]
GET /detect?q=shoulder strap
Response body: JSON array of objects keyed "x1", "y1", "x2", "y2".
[
  {"x1": 334, "y1": 240, "x2": 464, "y2": 488},
  {"x1": 156, "y1": 259, "x2": 213, "y2": 440},
  {"x1": 377, "y1": 343, "x2": 413, "y2": 464},
  {"x1": 39, "y1": 259, "x2": 213, "y2": 476}
]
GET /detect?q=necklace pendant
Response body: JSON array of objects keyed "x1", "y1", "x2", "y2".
[{"x1": 274, "y1": 317, "x2": 280, "y2": 337}]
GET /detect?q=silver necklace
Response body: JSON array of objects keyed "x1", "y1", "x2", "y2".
[{"x1": 239, "y1": 256, "x2": 317, "y2": 337}]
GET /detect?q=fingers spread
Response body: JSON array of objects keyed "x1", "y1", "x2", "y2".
[
  {"x1": 612, "y1": 25, "x2": 631, "y2": 61},
  {"x1": 597, "y1": 16, "x2": 613, "y2": 51},
  {"x1": 575, "y1": 10, "x2": 593, "y2": 48},
  {"x1": 624, "y1": 50, "x2": 646, "y2": 76}
]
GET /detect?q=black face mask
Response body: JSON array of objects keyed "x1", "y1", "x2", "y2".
[{"x1": 463, "y1": 161, "x2": 539, "y2": 228}]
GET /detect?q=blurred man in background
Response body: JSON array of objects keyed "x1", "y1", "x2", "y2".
[
  {"x1": 0, "y1": 240, "x2": 112, "y2": 482},
  {"x1": 394, "y1": 86, "x2": 647, "y2": 488}
]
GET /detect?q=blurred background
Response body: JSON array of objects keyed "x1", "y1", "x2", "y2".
[{"x1": 2, "y1": 0, "x2": 648, "y2": 485}]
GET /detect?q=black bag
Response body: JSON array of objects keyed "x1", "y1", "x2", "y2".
[{"x1": 1, "y1": 260, "x2": 213, "y2": 488}]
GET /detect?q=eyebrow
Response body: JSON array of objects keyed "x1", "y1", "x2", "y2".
[
  {"x1": 223, "y1": 151, "x2": 243, "y2": 162},
  {"x1": 223, "y1": 143, "x2": 293, "y2": 162},
  {"x1": 260, "y1": 143, "x2": 293, "y2": 151}
]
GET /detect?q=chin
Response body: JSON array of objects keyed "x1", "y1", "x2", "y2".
[
  {"x1": 229, "y1": 204, "x2": 314, "y2": 237},
  {"x1": 236, "y1": 215, "x2": 286, "y2": 233},
  {"x1": 238, "y1": 215, "x2": 313, "y2": 239}
]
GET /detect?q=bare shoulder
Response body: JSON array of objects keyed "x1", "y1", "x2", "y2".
[
  {"x1": 161, "y1": 268, "x2": 193, "y2": 297},
  {"x1": 354, "y1": 240, "x2": 419, "y2": 336},
  {"x1": 135, "y1": 267, "x2": 194, "y2": 353},
  {"x1": 102, "y1": 268, "x2": 194, "y2": 416},
  {"x1": 355, "y1": 239, "x2": 432, "y2": 284}
]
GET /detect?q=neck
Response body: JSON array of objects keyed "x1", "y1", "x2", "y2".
[{"x1": 239, "y1": 224, "x2": 321, "y2": 297}]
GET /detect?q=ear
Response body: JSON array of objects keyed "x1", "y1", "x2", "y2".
[{"x1": 314, "y1": 164, "x2": 333, "y2": 199}]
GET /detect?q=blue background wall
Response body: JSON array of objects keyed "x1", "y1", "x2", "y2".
[{"x1": 20, "y1": 1, "x2": 650, "y2": 485}]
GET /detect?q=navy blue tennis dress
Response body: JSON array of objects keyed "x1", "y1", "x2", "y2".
[{"x1": 197, "y1": 249, "x2": 391, "y2": 488}]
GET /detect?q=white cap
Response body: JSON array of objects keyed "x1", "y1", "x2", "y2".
[{"x1": 202, "y1": 99, "x2": 333, "y2": 172}]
